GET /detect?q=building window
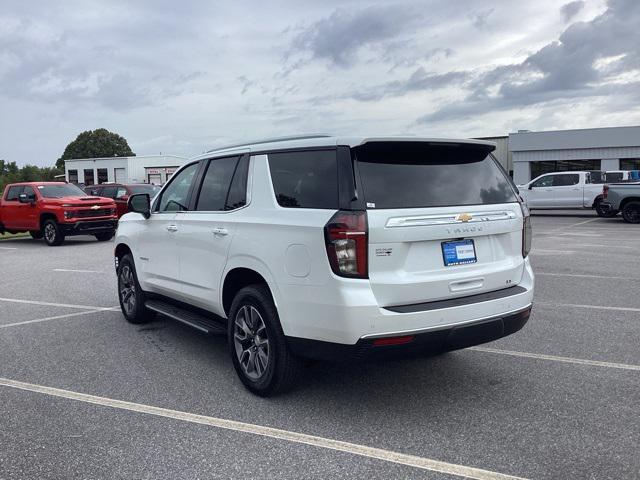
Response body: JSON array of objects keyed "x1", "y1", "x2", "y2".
[
  {"x1": 620, "y1": 159, "x2": 640, "y2": 170},
  {"x1": 530, "y1": 160, "x2": 601, "y2": 180},
  {"x1": 84, "y1": 169, "x2": 95, "y2": 186},
  {"x1": 97, "y1": 168, "x2": 108, "y2": 184},
  {"x1": 68, "y1": 170, "x2": 78, "y2": 184}
]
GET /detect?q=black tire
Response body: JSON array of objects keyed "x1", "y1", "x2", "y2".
[
  {"x1": 595, "y1": 199, "x2": 618, "y2": 218},
  {"x1": 621, "y1": 201, "x2": 640, "y2": 224},
  {"x1": 43, "y1": 219, "x2": 65, "y2": 246},
  {"x1": 228, "y1": 285, "x2": 302, "y2": 397},
  {"x1": 29, "y1": 231, "x2": 43, "y2": 239},
  {"x1": 95, "y1": 231, "x2": 115, "y2": 242},
  {"x1": 117, "y1": 254, "x2": 155, "y2": 324}
]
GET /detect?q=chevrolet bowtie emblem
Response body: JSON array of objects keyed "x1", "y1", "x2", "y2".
[
  {"x1": 456, "y1": 213, "x2": 473, "y2": 222},
  {"x1": 91, "y1": 205, "x2": 100, "y2": 210}
]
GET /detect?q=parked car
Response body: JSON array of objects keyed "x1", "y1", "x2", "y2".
[
  {"x1": 85, "y1": 183, "x2": 161, "y2": 217},
  {"x1": 600, "y1": 182, "x2": 640, "y2": 223},
  {"x1": 518, "y1": 171, "x2": 611, "y2": 215},
  {"x1": 114, "y1": 135, "x2": 534, "y2": 396},
  {"x1": 0, "y1": 182, "x2": 118, "y2": 246}
]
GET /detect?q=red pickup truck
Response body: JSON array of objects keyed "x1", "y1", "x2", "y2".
[{"x1": 0, "y1": 182, "x2": 118, "y2": 246}]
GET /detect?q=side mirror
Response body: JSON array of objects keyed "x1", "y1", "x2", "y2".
[
  {"x1": 18, "y1": 193, "x2": 36, "y2": 204},
  {"x1": 128, "y1": 194, "x2": 151, "y2": 219},
  {"x1": 528, "y1": 184, "x2": 533, "y2": 190}
]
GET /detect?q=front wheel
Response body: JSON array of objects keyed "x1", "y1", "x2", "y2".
[
  {"x1": 621, "y1": 201, "x2": 640, "y2": 224},
  {"x1": 43, "y1": 220, "x2": 64, "y2": 246},
  {"x1": 95, "y1": 231, "x2": 115, "y2": 242},
  {"x1": 228, "y1": 285, "x2": 302, "y2": 397},
  {"x1": 595, "y1": 200, "x2": 618, "y2": 218},
  {"x1": 117, "y1": 254, "x2": 155, "y2": 324}
]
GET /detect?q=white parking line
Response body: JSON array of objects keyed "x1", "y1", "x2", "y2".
[
  {"x1": 0, "y1": 246, "x2": 18, "y2": 250},
  {"x1": 536, "y1": 272, "x2": 640, "y2": 280},
  {"x1": 0, "y1": 307, "x2": 119, "y2": 329},
  {"x1": 0, "y1": 378, "x2": 527, "y2": 480},
  {"x1": 53, "y1": 269, "x2": 107, "y2": 274},
  {"x1": 530, "y1": 249, "x2": 576, "y2": 255},
  {"x1": 0, "y1": 297, "x2": 112, "y2": 311},
  {"x1": 565, "y1": 218, "x2": 600, "y2": 228},
  {"x1": 536, "y1": 302, "x2": 640, "y2": 313},
  {"x1": 470, "y1": 347, "x2": 640, "y2": 372}
]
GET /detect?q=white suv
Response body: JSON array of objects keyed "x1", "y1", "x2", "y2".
[{"x1": 115, "y1": 135, "x2": 534, "y2": 396}]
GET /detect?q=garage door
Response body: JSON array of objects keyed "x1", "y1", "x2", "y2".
[
  {"x1": 148, "y1": 173, "x2": 162, "y2": 184},
  {"x1": 114, "y1": 168, "x2": 126, "y2": 183}
]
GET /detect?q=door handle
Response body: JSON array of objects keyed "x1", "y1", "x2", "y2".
[
  {"x1": 212, "y1": 227, "x2": 228, "y2": 236},
  {"x1": 166, "y1": 225, "x2": 178, "y2": 232}
]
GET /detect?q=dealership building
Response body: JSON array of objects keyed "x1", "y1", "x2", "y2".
[
  {"x1": 506, "y1": 126, "x2": 640, "y2": 185},
  {"x1": 64, "y1": 155, "x2": 187, "y2": 186}
]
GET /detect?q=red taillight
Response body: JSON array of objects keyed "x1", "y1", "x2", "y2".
[
  {"x1": 324, "y1": 210, "x2": 368, "y2": 278},
  {"x1": 603, "y1": 184, "x2": 609, "y2": 199},
  {"x1": 372, "y1": 335, "x2": 415, "y2": 346}
]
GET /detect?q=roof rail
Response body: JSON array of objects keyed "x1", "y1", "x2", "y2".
[{"x1": 206, "y1": 134, "x2": 332, "y2": 153}]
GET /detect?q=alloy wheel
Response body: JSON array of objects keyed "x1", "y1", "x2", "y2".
[
  {"x1": 233, "y1": 305, "x2": 270, "y2": 380},
  {"x1": 44, "y1": 223, "x2": 56, "y2": 243},
  {"x1": 119, "y1": 265, "x2": 136, "y2": 315}
]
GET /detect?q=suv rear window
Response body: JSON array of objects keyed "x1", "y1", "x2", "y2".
[
  {"x1": 354, "y1": 142, "x2": 517, "y2": 209},
  {"x1": 268, "y1": 150, "x2": 338, "y2": 209}
]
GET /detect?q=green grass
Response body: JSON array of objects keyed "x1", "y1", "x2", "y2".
[{"x1": 0, "y1": 231, "x2": 30, "y2": 240}]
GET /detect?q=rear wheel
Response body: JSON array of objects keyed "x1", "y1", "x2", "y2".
[
  {"x1": 43, "y1": 219, "x2": 64, "y2": 246},
  {"x1": 595, "y1": 199, "x2": 618, "y2": 218},
  {"x1": 95, "y1": 231, "x2": 115, "y2": 242},
  {"x1": 228, "y1": 285, "x2": 302, "y2": 396},
  {"x1": 29, "y1": 230, "x2": 43, "y2": 239},
  {"x1": 117, "y1": 254, "x2": 155, "y2": 324},
  {"x1": 621, "y1": 201, "x2": 640, "y2": 224}
]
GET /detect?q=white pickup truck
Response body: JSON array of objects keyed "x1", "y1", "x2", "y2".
[{"x1": 518, "y1": 171, "x2": 606, "y2": 212}]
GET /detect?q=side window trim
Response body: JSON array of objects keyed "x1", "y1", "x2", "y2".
[{"x1": 153, "y1": 161, "x2": 202, "y2": 213}]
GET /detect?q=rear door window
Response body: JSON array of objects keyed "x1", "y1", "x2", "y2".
[
  {"x1": 100, "y1": 186, "x2": 118, "y2": 198},
  {"x1": 268, "y1": 150, "x2": 338, "y2": 209},
  {"x1": 195, "y1": 156, "x2": 240, "y2": 211},
  {"x1": 354, "y1": 142, "x2": 517, "y2": 209},
  {"x1": 552, "y1": 174, "x2": 579, "y2": 186},
  {"x1": 5, "y1": 186, "x2": 24, "y2": 201}
]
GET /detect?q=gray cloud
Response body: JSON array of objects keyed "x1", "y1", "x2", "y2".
[
  {"x1": 289, "y1": 4, "x2": 423, "y2": 68},
  {"x1": 560, "y1": 1, "x2": 585, "y2": 22},
  {"x1": 470, "y1": 8, "x2": 494, "y2": 29},
  {"x1": 419, "y1": 0, "x2": 640, "y2": 123}
]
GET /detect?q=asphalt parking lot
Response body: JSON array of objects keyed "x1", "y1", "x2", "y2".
[{"x1": 0, "y1": 215, "x2": 638, "y2": 480}]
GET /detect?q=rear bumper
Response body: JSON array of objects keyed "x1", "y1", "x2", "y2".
[
  {"x1": 60, "y1": 219, "x2": 117, "y2": 236},
  {"x1": 288, "y1": 306, "x2": 531, "y2": 361},
  {"x1": 277, "y1": 258, "x2": 534, "y2": 345}
]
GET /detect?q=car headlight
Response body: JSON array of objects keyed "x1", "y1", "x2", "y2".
[{"x1": 64, "y1": 211, "x2": 73, "y2": 219}]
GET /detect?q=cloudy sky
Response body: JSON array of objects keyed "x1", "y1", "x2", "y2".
[{"x1": 1, "y1": 0, "x2": 639, "y2": 166}]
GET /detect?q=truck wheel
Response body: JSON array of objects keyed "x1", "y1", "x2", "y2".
[
  {"x1": 43, "y1": 220, "x2": 65, "y2": 246},
  {"x1": 595, "y1": 199, "x2": 618, "y2": 218},
  {"x1": 95, "y1": 231, "x2": 114, "y2": 242},
  {"x1": 117, "y1": 254, "x2": 155, "y2": 324},
  {"x1": 29, "y1": 231, "x2": 43, "y2": 239},
  {"x1": 228, "y1": 285, "x2": 302, "y2": 397},
  {"x1": 621, "y1": 201, "x2": 640, "y2": 224}
]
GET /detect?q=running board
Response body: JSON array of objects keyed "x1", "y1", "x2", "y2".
[{"x1": 145, "y1": 299, "x2": 227, "y2": 335}]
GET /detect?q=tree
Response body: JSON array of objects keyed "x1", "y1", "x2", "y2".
[{"x1": 56, "y1": 128, "x2": 135, "y2": 169}]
